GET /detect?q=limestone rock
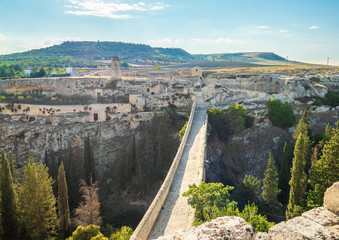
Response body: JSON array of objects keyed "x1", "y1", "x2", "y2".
[
  {"x1": 254, "y1": 232, "x2": 271, "y2": 240},
  {"x1": 302, "y1": 207, "x2": 339, "y2": 226},
  {"x1": 268, "y1": 221, "x2": 308, "y2": 240},
  {"x1": 154, "y1": 216, "x2": 255, "y2": 240},
  {"x1": 268, "y1": 209, "x2": 339, "y2": 240},
  {"x1": 324, "y1": 182, "x2": 339, "y2": 215}
]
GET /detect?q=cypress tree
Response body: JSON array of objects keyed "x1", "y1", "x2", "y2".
[
  {"x1": 57, "y1": 162, "x2": 71, "y2": 238},
  {"x1": 8, "y1": 151, "x2": 19, "y2": 185},
  {"x1": 0, "y1": 150, "x2": 19, "y2": 239},
  {"x1": 84, "y1": 138, "x2": 95, "y2": 184},
  {"x1": 19, "y1": 155, "x2": 57, "y2": 240},
  {"x1": 293, "y1": 110, "x2": 311, "y2": 141},
  {"x1": 307, "y1": 124, "x2": 339, "y2": 208},
  {"x1": 262, "y1": 153, "x2": 282, "y2": 212},
  {"x1": 278, "y1": 142, "x2": 290, "y2": 204},
  {"x1": 286, "y1": 133, "x2": 309, "y2": 219}
]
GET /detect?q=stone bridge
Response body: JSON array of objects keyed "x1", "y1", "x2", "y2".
[{"x1": 130, "y1": 102, "x2": 208, "y2": 240}]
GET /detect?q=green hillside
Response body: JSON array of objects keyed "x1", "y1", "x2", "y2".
[
  {"x1": 0, "y1": 41, "x2": 194, "y2": 68},
  {"x1": 0, "y1": 41, "x2": 305, "y2": 69},
  {"x1": 194, "y1": 52, "x2": 287, "y2": 65}
]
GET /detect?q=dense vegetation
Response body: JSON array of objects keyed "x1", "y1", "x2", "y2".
[
  {"x1": 313, "y1": 91, "x2": 339, "y2": 107},
  {"x1": 0, "y1": 41, "x2": 194, "y2": 68},
  {"x1": 267, "y1": 98, "x2": 295, "y2": 128},
  {"x1": 183, "y1": 182, "x2": 275, "y2": 232},
  {"x1": 207, "y1": 103, "x2": 254, "y2": 142},
  {"x1": 204, "y1": 104, "x2": 339, "y2": 231}
]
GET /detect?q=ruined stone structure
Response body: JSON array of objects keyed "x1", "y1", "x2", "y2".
[{"x1": 111, "y1": 56, "x2": 121, "y2": 80}]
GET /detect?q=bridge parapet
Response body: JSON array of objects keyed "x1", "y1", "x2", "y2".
[{"x1": 130, "y1": 101, "x2": 197, "y2": 240}]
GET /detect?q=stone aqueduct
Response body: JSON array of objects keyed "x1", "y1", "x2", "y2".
[{"x1": 130, "y1": 101, "x2": 209, "y2": 240}]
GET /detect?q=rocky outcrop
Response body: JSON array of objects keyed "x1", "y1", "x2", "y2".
[
  {"x1": 324, "y1": 182, "x2": 339, "y2": 215},
  {"x1": 268, "y1": 208, "x2": 339, "y2": 239},
  {"x1": 155, "y1": 216, "x2": 255, "y2": 240}
]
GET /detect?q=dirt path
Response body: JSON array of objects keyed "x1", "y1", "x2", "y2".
[{"x1": 148, "y1": 109, "x2": 207, "y2": 239}]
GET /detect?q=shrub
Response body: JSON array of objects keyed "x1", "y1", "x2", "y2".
[
  {"x1": 179, "y1": 121, "x2": 188, "y2": 141},
  {"x1": 183, "y1": 183, "x2": 275, "y2": 232},
  {"x1": 67, "y1": 225, "x2": 108, "y2": 240},
  {"x1": 207, "y1": 107, "x2": 228, "y2": 141},
  {"x1": 110, "y1": 226, "x2": 133, "y2": 240},
  {"x1": 182, "y1": 182, "x2": 235, "y2": 226},
  {"x1": 324, "y1": 91, "x2": 339, "y2": 107},
  {"x1": 312, "y1": 97, "x2": 324, "y2": 106},
  {"x1": 267, "y1": 98, "x2": 295, "y2": 128}
]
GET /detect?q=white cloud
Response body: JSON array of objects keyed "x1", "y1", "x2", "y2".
[
  {"x1": 40, "y1": 37, "x2": 81, "y2": 47},
  {"x1": 280, "y1": 30, "x2": 288, "y2": 33},
  {"x1": 64, "y1": 0, "x2": 167, "y2": 19},
  {"x1": 189, "y1": 38, "x2": 246, "y2": 44},
  {"x1": 256, "y1": 25, "x2": 270, "y2": 29},
  {"x1": 0, "y1": 33, "x2": 5, "y2": 41},
  {"x1": 0, "y1": 36, "x2": 82, "y2": 55},
  {"x1": 147, "y1": 38, "x2": 184, "y2": 47},
  {"x1": 306, "y1": 44, "x2": 320, "y2": 47},
  {"x1": 308, "y1": 25, "x2": 320, "y2": 30}
]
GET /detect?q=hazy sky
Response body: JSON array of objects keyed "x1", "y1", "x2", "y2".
[{"x1": 1, "y1": 0, "x2": 338, "y2": 65}]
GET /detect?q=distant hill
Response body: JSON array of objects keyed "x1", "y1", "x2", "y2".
[
  {"x1": 0, "y1": 41, "x2": 194, "y2": 67},
  {"x1": 0, "y1": 41, "x2": 308, "y2": 68},
  {"x1": 194, "y1": 52, "x2": 288, "y2": 65}
]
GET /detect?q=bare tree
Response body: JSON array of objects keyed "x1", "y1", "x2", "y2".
[{"x1": 73, "y1": 179, "x2": 102, "y2": 227}]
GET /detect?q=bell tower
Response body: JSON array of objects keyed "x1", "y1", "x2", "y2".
[{"x1": 111, "y1": 56, "x2": 121, "y2": 80}]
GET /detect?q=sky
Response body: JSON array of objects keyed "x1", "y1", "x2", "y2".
[{"x1": 0, "y1": 0, "x2": 339, "y2": 65}]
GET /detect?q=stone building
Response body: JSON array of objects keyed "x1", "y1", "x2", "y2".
[{"x1": 111, "y1": 56, "x2": 121, "y2": 80}]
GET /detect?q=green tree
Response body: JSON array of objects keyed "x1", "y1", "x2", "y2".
[
  {"x1": 227, "y1": 102, "x2": 247, "y2": 133},
  {"x1": 120, "y1": 62, "x2": 130, "y2": 68},
  {"x1": 110, "y1": 226, "x2": 133, "y2": 240},
  {"x1": 68, "y1": 224, "x2": 108, "y2": 240},
  {"x1": 262, "y1": 153, "x2": 282, "y2": 212},
  {"x1": 58, "y1": 162, "x2": 71, "y2": 238},
  {"x1": 293, "y1": 110, "x2": 311, "y2": 141},
  {"x1": 278, "y1": 142, "x2": 291, "y2": 204},
  {"x1": 19, "y1": 155, "x2": 57, "y2": 240},
  {"x1": 84, "y1": 138, "x2": 95, "y2": 184},
  {"x1": 232, "y1": 175, "x2": 261, "y2": 209},
  {"x1": 267, "y1": 98, "x2": 295, "y2": 128},
  {"x1": 237, "y1": 203, "x2": 275, "y2": 232},
  {"x1": 8, "y1": 151, "x2": 19, "y2": 185},
  {"x1": 307, "y1": 125, "x2": 339, "y2": 208},
  {"x1": 286, "y1": 133, "x2": 309, "y2": 219},
  {"x1": 182, "y1": 182, "x2": 235, "y2": 225},
  {"x1": 152, "y1": 63, "x2": 162, "y2": 70},
  {"x1": 0, "y1": 150, "x2": 19, "y2": 239},
  {"x1": 183, "y1": 183, "x2": 275, "y2": 232},
  {"x1": 206, "y1": 107, "x2": 229, "y2": 141},
  {"x1": 73, "y1": 179, "x2": 102, "y2": 227},
  {"x1": 179, "y1": 121, "x2": 188, "y2": 141}
]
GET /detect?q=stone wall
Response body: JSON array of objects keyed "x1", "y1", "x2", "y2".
[
  {"x1": 0, "y1": 77, "x2": 110, "y2": 97},
  {"x1": 0, "y1": 103, "x2": 131, "y2": 122}
]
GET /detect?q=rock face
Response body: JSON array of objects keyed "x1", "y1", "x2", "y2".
[
  {"x1": 154, "y1": 216, "x2": 255, "y2": 240},
  {"x1": 324, "y1": 182, "x2": 339, "y2": 215}
]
